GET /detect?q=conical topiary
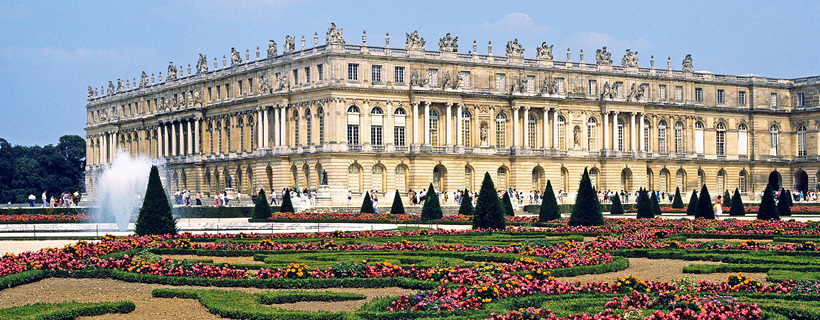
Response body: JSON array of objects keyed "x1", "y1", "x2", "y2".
[
  {"x1": 458, "y1": 189, "x2": 473, "y2": 216},
  {"x1": 610, "y1": 190, "x2": 624, "y2": 215},
  {"x1": 280, "y1": 189, "x2": 294, "y2": 213},
  {"x1": 758, "y1": 184, "x2": 779, "y2": 220},
  {"x1": 636, "y1": 188, "x2": 654, "y2": 219},
  {"x1": 252, "y1": 188, "x2": 272, "y2": 219},
  {"x1": 473, "y1": 172, "x2": 505, "y2": 229},
  {"x1": 651, "y1": 190, "x2": 662, "y2": 216},
  {"x1": 686, "y1": 189, "x2": 698, "y2": 216},
  {"x1": 729, "y1": 188, "x2": 745, "y2": 216},
  {"x1": 723, "y1": 190, "x2": 732, "y2": 208},
  {"x1": 785, "y1": 190, "x2": 794, "y2": 208},
  {"x1": 539, "y1": 180, "x2": 560, "y2": 221},
  {"x1": 671, "y1": 187, "x2": 684, "y2": 208},
  {"x1": 420, "y1": 183, "x2": 443, "y2": 221},
  {"x1": 135, "y1": 165, "x2": 177, "y2": 236},
  {"x1": 569, "y1": 168, "x2": 604, "y2": 226},
  {"x1": 390, "y1": 190, "x2": 405, "y2": 214},
  {"x1": 778, "y1": 190, "x2": 792, "y2": 217},
  {"x1": 502, "y1": 191, "x2": 515, "y2": 216},
  {"x1": 361, "y1": 191, "x2": 375, "y2": 213},
  {"x1": 695, "y1": 184, "x2": 714, "y2": 219}
]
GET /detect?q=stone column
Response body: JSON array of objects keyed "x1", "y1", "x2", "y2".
[
  {"x1": 257, "y1": 109, "x2": 264, "y2": 149},
  {"x1": 187, "y1": 120, "x2": 193, "y2": 155},
  {"x1": 446, "y1": 102, "x2": 453, "y2": 145},
  {"x1": 171, "y1": 122, "x2": 177, "y2": 156},
  {"x1": 194, "y1": 119, "x2": 200, "y2": 154},
  {"x1": 280, "y1": 106, "x2": 287, "y2": 147},
  {"x1": 412, "y1": 102, "x2": 419, "y2": 144},
  {"x1": 456, "y1": 103, "x2": 463, "y2": 145},
  {"x1": 552, "y1": 109, "x2": 559, "y2": 149},
  {"x1": 157, "y1": 126, "x2": 163, "y2": 158},
  {"x1": 523, "y1": 107, "x2": 529, "y2": 148},
  {"x1": 424, "y1": 101, "x2": 430, "y2": 145},
  {"x1": 512, "y1": 106, "x2": 519, "y2": 147},
  {"x1": 630, "y1": 112, "x2": 636, "y2": 151},
  {"x1": 603, "y1": 111, "x2": 609, "y2": 150},
  {"x1": 612, "y1": 112, "x2": 619, "y2": 151},
  {"x1": 101, "y1": 134, "x2": 107, "y2": 164},
  {"x1": 273, "y1": 106, "x2": 280, "y2": 146},
  {"x1": 639, "y1": 113, "x2": 645, "y2": 151},
  {"x1": 164, "y1": 124, "x2": 170, "y2": 157}
]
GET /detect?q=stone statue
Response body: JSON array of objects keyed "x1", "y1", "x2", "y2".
[
  {"x1": 193, "y1": 90, "x2": 202, "y2": 106},
  {"x1": 284, "y1": 36, "x2": 296, "y2": 53},
  {"x1": 196, "y1": 53, "x2": 208, "y2": 74},
  {"x1": 573, "y1": 127, "x2": 581, "y2": 147},
  {"x1": 505, "y1": 39, "x2": 524, "y2": 58},
  {"x1": 636, "y1": 84, "x2": 646, "y2": 100},
  {"x1": 536, "y1": 42, "x2": 554, "y2": 60},
  {"x1": 441, "y1": 71, "x2": 452, "y2": 89},
  {"x1": 275, "y1": 73, "x2": 289, "y2": 91},
  {"x1": 622, "y1": 49, "x2": 639, "y2": 68},
  {"x1": 405, "y1": 31, "x2": 425, "y2": 50},
  {"x1": 116, "y1": 79, "x2": 124, "y2": 93},
  {"x1": 259, "y1": 74, "x2": 271, "y2": 93},
  {"x1": 267, "y1": 40, "x2": 277, "y2": 58},
  {"x1": 520, "y1": 76, "x2": 529, "y2": 93},
  {"x1": 107, "y1": 81, "x2": 115, "y2": 96},
  {"x1": 438, "y1": 33, "x2": 458, "y2": 52},
  {"x1": 410, "y1": 70, "x2": 429, "y2": 87},
  {"x1": 87, "y1": 86, "x2": 95, "y2": 99},
  {"x1": 230, "y1": 47, "x2": 242, "y2": 66},
  {"x1": 682, "y1": 54, "x2": 693, "y2": 72},
  {"x1": 140, "y1": 71, "x2": 149, "y2": 88},
  {"x1": 480, "y1": 123, "x2": 488, "y2": 142},
  {"x1": 326, "y1": 22, "x2": 345, "y2": 45},
  {"x1": 180, "y1": 92, "x2": 188, "y2": 107},
  {"x1": 453, "y1": 72, "x2": 463, "y2": 89},
  {"x1": 627, "y1": 83, "x2": 638, "y2": 101},
  {"x1": 510, "y1": 76, "x2": 520, "y2": 94},
  {"x1": 601, "y1": 81, "x2": 613, "y2": 99},
  {"x1": 167, "y1": 62, "x2": 177, "y2": 81},
  {"x1": 595, "y1": 47, "x2": 613, "y2": 65},
  {"x1": 540, "y1": 76, "x2": 557, "y2": 94},
  {"x1": 321, "y1": 170, "x2": 328, "y2": 185}
]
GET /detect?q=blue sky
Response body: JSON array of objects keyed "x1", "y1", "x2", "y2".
[{"x1": 1, "y1": 0, "x2": 818, "y2": 147}]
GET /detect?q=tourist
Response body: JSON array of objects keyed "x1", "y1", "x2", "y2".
[
  {"x1": 270, "y1": 190, "x2": 278, "y2": 205},
  {"x1": 27, "y1": 194, "x2": 35, "y2": 207},
  {"x1": 557, "y1": 190, "x2": 563, "y2": 204},
  {"x1": 41, "y1": 191, "x2": 47, "y2": 207},
  {"x1": 195, "y1": 193, "x2": 202, "y2": 205},
  {"x1": 237, "y1": 191, "x2": 242, "y2": 205},
  {"x1": 347, "y1": 190, "x2": 352, "y2": 205},
  {"x1": 714, "y1": 195, "x2": 723, "y2": 218}
]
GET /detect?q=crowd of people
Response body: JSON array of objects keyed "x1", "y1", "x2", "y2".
[{"x1": 27, "y1": 191, "x2": 81, "y2": 207}]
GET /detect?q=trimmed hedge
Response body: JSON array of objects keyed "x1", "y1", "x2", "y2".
[{"x1": 0, "y1": 300, "x2": 135, "y2": 319}]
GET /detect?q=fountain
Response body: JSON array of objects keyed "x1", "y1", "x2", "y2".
[{"x1": 93, "y1": 149, "x2": 165, "y2": 231}]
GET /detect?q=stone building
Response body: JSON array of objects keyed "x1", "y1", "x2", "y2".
[{"x1": 84, "y1": 24, "x2": 820, "y2": 205}]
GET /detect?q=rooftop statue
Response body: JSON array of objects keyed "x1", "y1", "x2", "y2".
[
  {"x1": 87, "y1": 86, "x2": 96, "y2": 99},
  {"x1": 682, "y1": 54, "x2": 693, "y2": 72},
  {"x1": 140, "y1": 71, "x2": 149, "y2": 88},
  {"x1": 284, "y1": 36, "x2": 296, "y2": 53},
  {"x1": 622, "y1": 49, "x2": 639, "y2": 68},
  {"x1": 505, "y1": 39, "x2": 524, "y2": 58},
  {"x1": 230, "y1": 47, "x2": 242, "y2": 66},
  {"x1": 536, "y1": 42, "x2": 553, "y2": 60},
  {"x1": 405, "y1": 31, "x2": 425, "y2": 51},
  {"x1": 595, "y1": 47, "x2": 613, "y2": 65},
  {"x1": 326, "y1": 22, "x2": 345, "y2": 45},
  {"x1": 107, "y1": 81, "x2": 115, "y2": 96},
  {"x1": 267, "y1": 40, "x2": 277, "y2": 58},
  {"x1": 196, "y1": 53, "x2": 208, "y2": 74},
  {"x1": 116, "y1": 79, "x2": 124, "y2": 93},
  {"x1": 167, "y1": 62, "x2": 177, "y2": 81},
  {"x1": 438, "y1": 33, "x2": 458, "y2": 52}
]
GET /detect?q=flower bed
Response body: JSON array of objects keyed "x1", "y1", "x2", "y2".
[
  {"x1": 251, "y1": 212, "x2": 538, "y2": 224},
  {"x1": 0, "y1": 213, "x2": 96, "y2": 223}
]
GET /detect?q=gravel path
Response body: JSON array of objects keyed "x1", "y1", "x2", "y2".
[{"x1": 556, "y1": 258, "x2": 770, "y2": 285}]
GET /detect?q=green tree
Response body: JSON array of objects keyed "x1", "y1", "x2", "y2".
[
  {"x1": 135, "y1": 165, "x2": 177, "y2": 236},
  {"x1": 729, "y1": 188, "x2": 746, "y2": 216},
  {"x1": 458, "y1": 189, "x2": 473, "y2": 216},
  {"x1": 539, "y1": 180, "x2": 561, "y2": 221},
  {"x1": 252, "y1": 188, "x2": 272, "y2": 219},
  {"x1": 569, "y1": 168, "x2": 604, "y2": 226},
  {"x1": 723, "y1": 190, "x2": 733, "y2": 208},
  {"x1": 671, "y1": 187, "x2": 684, "y2": 208},
  {"x1": 686, "y1": 190, "x2": 698, "y2": 216},
  {"x1": 609, "y1": 190, "x2": 624, "y2": 215},
  {"x1": 778, "y1": 191, "x2": 792, "y2": 217},
  {"x1": 390, "y1": 190, "x2": 405, "y2": 214},
  {"x1": 695, "y1": 184, "x2": 715, "y2": 219},
  {"x1": 651, "y1": 190, "x2": 662, "y2": 216},
  {"x1": 360, "y1": 191, "x2": 375, "y2": 213},
  {"x1": 420, "y1": 183, "x2": 443, "y2": 221},
  {"x1": 757, "y1": 184, "x2": 779, "y2": 220},
  {"x1": 636, "y1": 188, "x2": 654, "y2": 219},
  {"x1": 473, "y1": 172, "x2": 505, "y2": 229},
  {"x1": 280, "y1": 189, "x2": 294, "y2": 213},
  {"x1": 502, "y1": 191, "x2": 515, "y2": 216}
]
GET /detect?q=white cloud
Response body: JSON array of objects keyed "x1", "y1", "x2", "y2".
[
  {"x1": 475, "y1": 13, "x2": 550, "y2": 39},
  {"x1": 567, "y1": 31, "x2": 650, "y2": 52}
]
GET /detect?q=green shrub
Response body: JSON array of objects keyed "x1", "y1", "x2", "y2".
[
  {"x1": 135, "y1": 165, "x2": 177, "y2": 236},
  {"x1": 252, "y1": 189, "x2": 272, "y2": 220},
  {"x1": 730, "y1": 188, "x2": 746, "y2": 216},
  {"x1": 671, "y1": 187, "x2": 684, "y2": 208},
  {"x1": 758, "y1": 184, "x2": 779, "y2": 220},
  {"x1": 0, "y1": 301, "x2": 135, "y2": 319},
  {"x1": 420, "y1": 183, "x2": 443, "y2": 221},
  {"x1": 609, "y1": 189, "x2": 624, "y2": 215},
  {"x1": 502, "y1": 191, "x2": 515, "y2": 216},
  {"x1": 280, "y1": 189, "x2": 294, "y2": 213},
  {"x1": 778, "y1": 190, "x2": 792, "y2": 217},
  {"x1": 539, "y1": 180, "x2": 561, "y2": 221},
  {"x1": 723, "y1": 190, "x2": 733, "y2": 208},
  {"x1": 651, "y1": 190, "x2": 662, "y2": 217},
  {"x1": 361, "y1": 191, "x2": 375, "y2": 214},
  {"x1": 686, "y1": 189, "x2": 698, "y2": 216},
  {"x1": 390, "y1": 190, "x2": 405, "y2": 214},
  {"x1": 636, "y1": 188, "x2": 653, "y2": 219},
  {"x1": 473, "y1": 172, "x2": 505, "y2": 230},
  {"x1": 695, "y1": 184, "x2": 714, "y2": 219},
  {"x1": 458, "y1": 189, "x2": 473, "y2": 216},
  {"x1": 568, "y1": 168, "x2": 603, "y2": 226}
]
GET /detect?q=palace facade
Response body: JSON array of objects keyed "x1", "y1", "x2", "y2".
[{"x1": 84, "y1": 25, "x2": 820, "y2": 205}]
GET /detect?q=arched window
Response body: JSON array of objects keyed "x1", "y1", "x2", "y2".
[
  {"x1": 430, "y1": 109, "x2": 440, "y2": 146},
  {"x1": 496, "y1": 113, "x2": 507, "y2": 148},
  {"x1": 348, "y1": 164, "x2": 361, "y2": 192},
  {"x1": 674, "y1": 121, "x2": 684, "y2": 154},
  {"x1": 528, "y1": 114, "x2": 537, "y2": 148},
  {"x1": 248, "y1": 115, "x2": 255, "y2": 150},
  {"x1": 208, "y1": 122, "x2": 214, "y2": 154},
  {"x1": 798, "y1": 125, "x2": 807, "y2": 157},
  {"x1": 395, "y1": 165, "x2": 408, "y2": 191},
  {"x1": 465, "y1": 166, "x2": 474, "y2": 191},
  {"x1": 347, "y1": 105, "x2": 360, "y2": 113},
  {"x1": 676, "y1": 169, "x2": 686, "y2": 191},
  {"x1": 394, "y1": 108, "x2": 406, "y2": 115},
  {"x1": 225, "y1": 119, "x2": 231, "y2": 153},
  {"x1": 589, "y1": 168, "x2": 599, "y2": 190},
  {"x1": 658, "y1": 120, "x2": 667, "y2": 154},
  {"x1": 716, "y1": 123, "x2": 726, "y2": 156},
  {"x1": 660, "y1": 169, "x2": 669, "y2": 193},
  {"x1": 371, "y1": 107, "x2": 383, "y2": 114},
  {"x1": 561, "y1": 167, "x2": 569, "y2": 193},
  {"x1": 717, "y1": 170, "x2": 726, "y2": 193},
  {"x1": 739, "y1": 171, "x2": 747, "y2": 193},
  {"x1": 769, "y1": 125, "x2": 779, "y2": 156},
  {"x1": 372, "y1": 165, "x2": 384, "y2": 192},
  {"x1": 393, "y1": 107, "x2": 406, "y2": 147},
  {"x1": 738, "y1": 123, "x2": 747, "y2": 155},
  {"x1": 293, "y1": 110, "x2": 300, "y2": 146},
  {"x1": 317, "y1": 107, "x2": 325, "y2": 145},
  {"x1": 587, "y1": 117, "x2": 597, "y2": 150},
  {"x1": 371, "y1": 106, "x2": 383, "y2": 146},
  {"x1": 643, "y1": 120, "x2": 650, "y2": 151},
  {"x1": 238, "y1": 118, "x2": 245, "y2": 152},
  {"x1": 617, "y1": 118, "x2": 624, "y2": 151},
  {"x1": 305, "y1": 109, "x2": 312, "y2": 145},
  {"x1": 557, "y1": 115, "x2": 565, "y2": 149},
  {"x1": 347, "y1": 106, "x2": 360, "y2": 145},
  {"x1": 216, "y1": 121, "x2": 223, "y2": 154},
  {"x1": 695, "y1": 122, "x2": 704, "y2": 153},
  {"x1": 462, "y1": 110, "x2": 472, "y2": 147},
  {"x1": 497, "y1": 167, "x2": 508, "y2": 190},
  {"x1": 697, "y1": 170, "x2": 704, "y2": 189}
]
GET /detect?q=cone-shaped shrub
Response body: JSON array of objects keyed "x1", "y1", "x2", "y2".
[
  {"x1": 778, "y1": 191, "x2": 792, "y2": 217},
  {"x1": 671, "y1": 187, "x2": 684, "y2": 208},
  {"x1": 458, "y1": 189, "x2": 473, "y2": 216},
  {"x1": 539, "y1": 180, "x2": 560, "y2": 221},
  {"x1": 695, "y1": 184, "x2": 714, "y2": 219},
  {"x1": 280, "y1": 189, "x2": 294, "y2": 213},
  {"x1": 609, "y1": 190, "x2": 624, "y2": 215},
  {"x1": 758, "y1": 184, "x2": 779, "y2": 220},
  {"x1": 783, "y1": 189, "x2": 793, "y2": 207},
  {"x1": 729, "y1": 188, "x2": 745, "y2": 216},
  {"x1": 686, "y1": 190, "x2": 698, "y2": 216},
  {"x1": 360, "y1": 191, "x2": 375, "y2": 213},
  {"x1": 420, "y1": 183, "x2": 443, "y2": 221},
  {"x1": 636, "y1": 188, "x2": 654, "y2": 219},
  {"x1": 569, "y1": 168, "x2": 604, "y2": 226},
  {"x1": 502, "y1": 191, "x2": 515, "y2": 216},
  {"x1": 390, "y1": 190, "x2": 405, "y2": 214},
  {"x1": 723, "y1": 190, "x2": 732, "y2": 208},
  {"x1": 473, "y1": 172, "x2": 505, "y2": 229},
  {"x1": 135, "y1": 165, "x2": 177, "y2": 236},
  {"x1": 651, "y1": 190, "x2": 662, "y2": 216},
  {"x1": 252, "y1": 188, "x2": 272, "y2": 219},
  {"x1": 786, "y1": 190, "x2": 794, "y2": 207}
]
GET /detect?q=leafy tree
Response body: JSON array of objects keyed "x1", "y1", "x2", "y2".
[
  {"x1": 651, "y1": 190, "x2": 662, "y2": 217},
  {"x1": 502, "y1": 191, "x2": 515, "y2": 216},
  {"x1": 609, "y1": 190, "x2": 624, "y2": 215},
  {"x1": 360, "y1": 191, "x2": 375, "y2": 213},
  {"x1": 671, "y1": 187, "x2": 684, "y2": 208},
  {"x1": 723, "y1": 190, "x2": 733, "y2": 208},
  {"x1": 778, "y1": 190, "x2": 792, "y2": 217},
  {"x1": 539, "y1": 180, "x2": 560, "y2": 221},
  {"x1": 0, "y1": 135, "x2": 86, "y2": 203},
  {"x1": 686, "y1": 190, "x2": 698, "y2": 216},
  {"x1": 252, "y1": 188, "x2": 272, "y2": 219},
  {"x1": 280, "y1": 189, "x2": 294, "y2": 213},
  {"x1": 458, "y1": 189, "x2": 473, "y2": 216},
  {"x1": 473, "y1": 172, "x2": 505, "y2": 229},
  {"x1": 729, "y1": 188, "x2": 745, "y2": 216},
  {"x1": 390, "y1": 190, "x2": 405, "y2": 214},
  {"x1": 757, "y1": 184, "x2": 779, "y2": 220},
  {"x1": 695, "y1": 184, "x2": 715, "y2": 219},
  {"x1": 420, "y1": 183, "x2": 443, "y2": 221},
  {"x1": 636, "y1": 188, "x2": 654, "y2": 219},
  {"x1": 569, "y1": 168, "x2": 604, "y2": 226},
  {"x1": 135, "y1": 165, "x2": 177, "y2": 236}
]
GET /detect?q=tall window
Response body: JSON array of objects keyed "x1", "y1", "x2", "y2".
[
  {"x1": 394, "y1": 108, "x2": 406, "y2": 146},
  {"x1": 372, "y1": 165, "x2": 384, "y2": 191},
  {"x1": 660, "y1": 170, "x2": 668, "y2": 193},
  {"x1": 317, "y1": 64, "x2": 323, "y2": 81},
  {"x1": 371, "y1": 125, "x2": 383, "y2": 146},
  {"x1": 394, "y1": 66, "x2": 405, "y2": 83},
  {"x1": 528, "y1": 114, "x2": 537, "y2": 147},
  {"x1": 371, "y1": 107, "x2": 383, "y2": 147},
  {"x1": 617, "y1": 118, "x2": 624, "y2": 151},
  {"x1": 717, "y1": 171, "x2": 726, "y2": 193},
  {"x1": 465, "y1": 166, "x2": 473, "y2": 191},
  {"x1": 217, "y1": 121, "x2": 222, "y2": 154},
  {"x1": 371, "y1": 65, "x2": 382, "y2": 82},
  {"x1": 695, "y1": 88, "x2": 703, "y2": 102},
  {"x1": 496, "y1": 113, "x2": 507, "y2": 148},
  {"x1": 225, "y1": 120, "x2": 231, "y2": 152},
  {"x1": 304, "y1": 67, "x2": 310, "y2": 83},
  {"x1": 658, "y1": 120, "x2": 667, "y2": 154},
  {"x1": 526, "y1": 75, "x2": 535, "y2": 92},
  {"x1": 238, "y1": 118, "x2": 244, "y2": 151},
  {"x1": 429, "y1": 109, "x2": 439, "y2": 146},
  {"x1": 798, "y1": 125, "x2": 807, "y2": 157},
  {"x1": 587, "y1": 117, "x2": 597, "y2": 150},
  {"x1": 675, "y1": 86, "x2": 683, "y2": 102},
  {"x1": 208, "y1": 122, "x2": 214, "y2": 154},
  {"x1": 738, "y1": 91, "x2": 746, "y2": 106},
  {"x1": 695, "y1": 122, "x2": 704, "y2": 154},
  {"x1": 292, "y1": 70, "x2": 299, "y2": 85},
  {"x1": 674, "y1": 121, "x2": 684, "y2": 154},
  {"x1": 588, "y1": 80, "x2": 597, "y2": 96},
  {"x1": 348, "y1": 165, "x2": 360, "y2": 192},
  {"x1": 462, "y1": 110, "x2": 472, "y2": 147},
  {"x1": 557, "y1": 116, "x2": 565, "y2": 149},
  {"x1": 717, "y1": 89, "x2": 725, "y2": 104},
  {"x1": 739, "y1": 171, "x2": 747, "y2": 193},
  {"x1": 497, "y1": 167, "x2": 507, "y2": 190},
  {"x1": 737, "y1": 123, "x2": 747, "y2": 155},
  {"x1": 395, "y1": 165, "x2": 407, "y2": 191},
  {"x1": 394, "y1": 126, "x2": 405, "y2": 146},
  {"x1": 317, "y1": 107, "x2": 325, "y2": 144},
  {"x1": 428, "y1": 69, "x2": 438, "y2": 87},
  {"x1": 659, "y1": 84, "x2": 667, "y2": 101},
  {"x1": 643, "y1": 120, "x2": 650, "y2": 151},
  {"x1": 460, "y1": 71, "x2": 472, "y2": 89},
  {"x1": 347, "y1": 63, "x2": 359, "y2": 80},
  {"x1": 769, "y1": 125, "x2": 779, "y2": 156},
  {"x1": 293, "y1": 111, "x2": 299, "y2": 146},
  {"x1": 589, "y1": 169, "x2": 598, "y2": 190},
  {"x1": 496, "y1": 73, "x2": 505, "y2": 92},
  {"x1": 716, "y1": 123, "x2": 726, "y2": 156},
  {"x1": 797, "y1": 93, "x2": 805, "y2": 107},
  {"x1": 347, "y1": 106, "x2": 360, "y2": 145},
  {"x1": 770, "y1": 93, "x2": 777, "y2": 108},
  {"x1": 305, "y1": 109, "x2": 312, "y2": 145},
  {"x1": 676, "y1": 170, "x2": 686, "y2": 191}
]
